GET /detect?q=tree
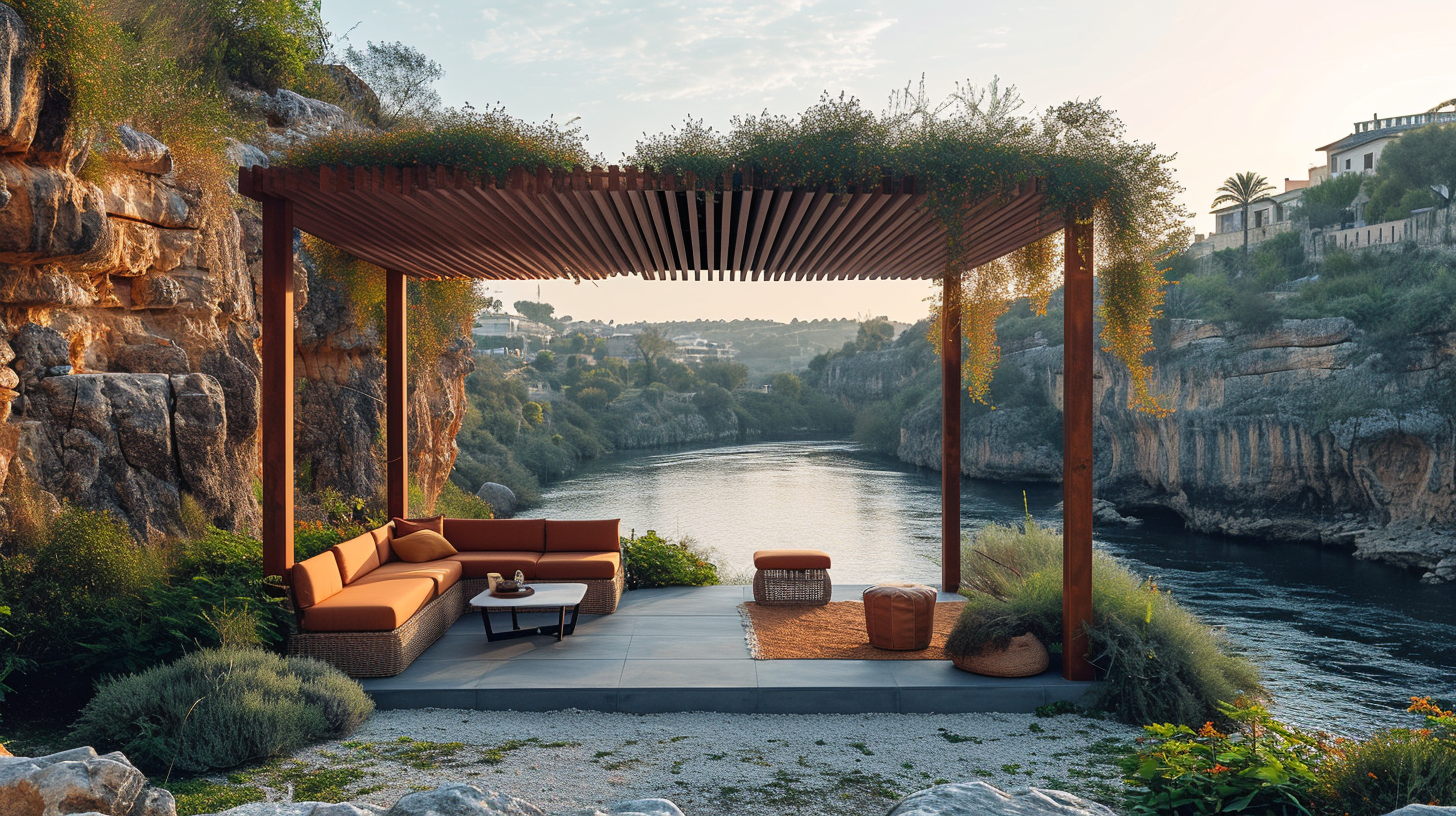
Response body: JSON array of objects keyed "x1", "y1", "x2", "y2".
[
  {"x1": 1212, "y1": 172, "x2": 1276, "y2": 256},
  {"x1": 1299, "y1": 173, "x2": 1363, "y2": 229},
  {"x1": 532, "y1": 349, "x2": 556, "y2": 371},
  {"x1": 697, "y1": 360, "x2": 748, "y2": 391},
  {"x1": 770, "y1": 373, "x2": 803, "y2": 401},
  {"x1": 1365, "y1": 124, "x2": 1456, "y2": 224},
  {"x1": 856, "y1": 316, "x2": 895, "y2": 351},
  {"x1": 344, "y1": 40, "x2": 443, "y2": 125},
  {"x1": 633, "y1": 330, "x2": 676, "y2": 386},
  {"x1": 513, "y1": 301, "x2": 558, "y2": 328}
]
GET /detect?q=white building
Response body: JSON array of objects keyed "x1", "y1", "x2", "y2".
[
  {"x1": 472, "y1": 313, "x2": 555, "y2": 341},
  {"x1": 1318, "y1": 110, "x2": 1456, "y2": 179},
  {"x1": 670, "y1": 335, "x2": 736, "y2": 362}
]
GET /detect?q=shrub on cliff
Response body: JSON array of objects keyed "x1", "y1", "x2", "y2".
[
  {"x1": 72, "y1": 647, "x2": 373, "y2": 773},
  {"x1": 947, "y1": 519, "x2": 1262, "y2": 725}
]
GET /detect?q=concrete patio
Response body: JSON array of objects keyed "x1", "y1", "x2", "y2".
[{"x1": 361, "y1": 585, "x2": 1089, "y2": 714}]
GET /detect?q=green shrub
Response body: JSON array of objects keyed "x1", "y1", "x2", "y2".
[
  {"x1": 71, "y1": 647, "x2": 373, "y2": 773},
  {"x1": 621, "y1": 530, "x2": 720, "y2": 590},
  {"x1": 1120, "y1": 699, "x2": 1322, "y2": 816},
  {"x1": 1313, "y1": 698, "x2": 1456, "y2": 815},
  {"x1": 434, "y1": 480, "x2": 495, "y2": 520},
  {"x1": 946, "y1": 519, "x2": 1262, "y2": 725}
]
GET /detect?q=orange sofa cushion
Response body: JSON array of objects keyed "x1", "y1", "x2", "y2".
[
  {"x1": 351, "y1": 559, "x2": 462, "y2": 595},
  {"x1": 392, "y1": 530, "x2": 458, "y2": 562},
  {"x1": 291, "y1": 552, "x2": 344, "y2": 608},
  {"x1": 301, "y1": 578, "x2": 435, "y2": 632},
  {"x1": 332, "y1": 533, "x2": 382, "y2": 584},
  {"x1": 544, "y1": 519, "x2": 620, "y2": 553},
  {"x1": 447, "y1": 551, "x2": 541, "y2": 579},
  {"x1": 370, "y1": 525, "x2": 393, "y2": 564},
  {"x1": 392, "y1": 515, "x2": 443, "y2": 538},
  {"x1": 754, "y1": 549, "x2": 832, "y2": 570},
  {"x1": 535, "y1": 551, "x2": 621, "y2": 580},
  {"x1": 444, "y1": 519, "x2": 546, "y2": 552}
]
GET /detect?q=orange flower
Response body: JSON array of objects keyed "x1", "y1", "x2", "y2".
[
  {"x1": 1198, "y1": 722, "x2": 1226, "y2": 739},
  {"x1": 1209, "y1": 764, "x2": 1231, "y2": 774},
  {"x1": 1368, "y1": 772, "x2": 1379, "y2": 780}
]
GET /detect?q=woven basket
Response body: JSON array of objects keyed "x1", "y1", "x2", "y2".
[{"x1": 950, "y1": 633, "x2": 1050, "y2": 677}]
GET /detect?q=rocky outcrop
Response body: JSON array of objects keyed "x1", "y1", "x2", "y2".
[
  {"x1": 475, "y1": 482, "x2": 516, "y2": 517},
  {"x1": 882, "y1": 315, "x2": 1456, "y2": 581},
  {"x1": 0, "y1": 746, "x2": 177, "y2": 816}
]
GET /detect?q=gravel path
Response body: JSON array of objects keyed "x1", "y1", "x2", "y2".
[{"x1": 263, "y1": 709, "x2": 1140, "y2": 815}]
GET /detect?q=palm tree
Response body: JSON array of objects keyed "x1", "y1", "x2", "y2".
[{"x1": 1212, "y1": 172, "x2": 1277, "y2": 254}]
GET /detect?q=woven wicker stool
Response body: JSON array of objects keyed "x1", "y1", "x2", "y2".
[
  {"x1": 863, "y1": 583, "x2": 937, "y2": 650},
  {"x1": 752, "y1": 549, "x2": 832, "y2": 606}
]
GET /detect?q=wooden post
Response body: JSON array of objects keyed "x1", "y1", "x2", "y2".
[
  {"x1": 1062, "y1": 216, "x2": 1095, "y2": 681},
  {"x1": 386, "y1": 269, "x2": 408, "y2": 520},
  {"x1": 941, "y1": 272, "x2": 962, "y2": 594},
  {"x1": 261, "y1": 195, "x2": 294, "y2": 579}
]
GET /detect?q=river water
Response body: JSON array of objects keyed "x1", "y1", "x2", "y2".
[{"x1": 538, "y1": 440, "x2": 1456, "y2": 735}]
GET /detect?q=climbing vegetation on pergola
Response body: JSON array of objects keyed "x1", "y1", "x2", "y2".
[{"x1": 283, "y1": 81, "x2": 1192, "y2": 413}]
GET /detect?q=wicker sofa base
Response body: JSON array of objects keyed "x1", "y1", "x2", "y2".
[
  {"x1": 288, "y1": 582, "x2": 465, "y2": 677},
  {"x1": 753, "y1": 568, "x2": 832, "y2": 606},
  {"x1": 461, "y1": 564, "x2": 624, "y2": 616}
]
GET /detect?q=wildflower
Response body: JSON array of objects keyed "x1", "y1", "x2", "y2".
[
  {"x1": 1209, "y1": 764, "x2": 1230, "y2": 774},
  {"x1": 1198, "y1": 722, "x2": 1225, "y2": 739}
]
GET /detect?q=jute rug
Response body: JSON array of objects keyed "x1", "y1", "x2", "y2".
[{"x1": 738, "y1": 601, "x2": 964, "y2": 660}]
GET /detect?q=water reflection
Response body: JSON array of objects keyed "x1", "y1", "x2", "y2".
[{"x1": 538, "y1": 440, "x2": 1456, "y2": 734}]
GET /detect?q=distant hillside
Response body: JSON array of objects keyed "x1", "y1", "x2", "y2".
[{"x1": 652, "y1": 318, "x2": 907, "y2": 377}]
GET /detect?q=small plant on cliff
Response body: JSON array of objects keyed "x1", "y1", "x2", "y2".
[
  {"x1": 947, "y1": 518, "x2": 1262, "y2": 725},
  {"x1": 71, "y1": 647, "x2": 373, "y2": 774}
]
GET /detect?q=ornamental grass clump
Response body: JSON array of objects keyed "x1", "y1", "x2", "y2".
[
  {"x1": 946, "y1": 519, "x2": 1261, "y2": 725},
  {"x1": 71, "y1": 647, "x2": 373, "y2": 773}
]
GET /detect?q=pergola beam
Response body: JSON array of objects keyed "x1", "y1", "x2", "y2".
[
  {"x1": 260, "y1": 195, "x2": 295, "y2": 578},
  {"x1": 386, "y1": 269, "x2": 408, "y2": 520},
  {"x1": 1062, "y1": 216, "x2": 1096, "y2": 681},
  {"x1": 941, "y1": 272, "x2": 962, "y2": 594}
]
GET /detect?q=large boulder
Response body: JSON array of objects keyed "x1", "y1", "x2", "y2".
[
  {"x1": 475, "y1": 482, "x2": 516, "y2": 517},
  {"x1": 886, "y1": 782, "x2": 1116, "y2": 816},
  {"x1": 0, "y1": 746, "x2": 176, "y2": 816},
  {"x1": 1382, "y1": 807, "x2": 1456, "y2": 816},
  {"x1": 384, "y1": 784, "x2": 544, "y2": 816}
]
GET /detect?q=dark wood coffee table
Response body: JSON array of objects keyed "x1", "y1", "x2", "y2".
[{"x1": 468, "y1": 583, "x2": 588, "y2": 642}]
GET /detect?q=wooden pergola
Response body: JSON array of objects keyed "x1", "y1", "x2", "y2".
[{"x1": 239, "y1": 164, "x2": 1097, "y2": 681}]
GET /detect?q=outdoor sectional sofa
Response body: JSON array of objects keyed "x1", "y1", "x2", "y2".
[{"x1": 285, "y1": 518, "x2": 623, "y2": 676}]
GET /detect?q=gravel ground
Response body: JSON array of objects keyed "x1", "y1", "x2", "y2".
[{"x1": 249, "y1": 709, "x2": 1140, "y2": 816}]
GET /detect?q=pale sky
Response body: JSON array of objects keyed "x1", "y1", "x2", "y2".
[{"x1": 322, "y1": 0, "x2": 1456, "y2": 323}]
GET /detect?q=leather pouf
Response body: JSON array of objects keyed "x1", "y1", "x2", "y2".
[{"x1": 863, "y1": 583, "x2": 937, "y2": 651}]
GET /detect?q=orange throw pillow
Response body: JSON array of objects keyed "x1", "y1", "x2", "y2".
[
  {"x1": 393, "y1": 515, "x2": 444, "y2": 538},
  {"x1": 391, "y1": 530, "x2": 458, "y2": 563}
]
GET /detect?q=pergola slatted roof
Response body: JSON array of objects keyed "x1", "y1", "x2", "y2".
[{"x1": 239, "y1": 165, "x2": 1063, "y2": 281}]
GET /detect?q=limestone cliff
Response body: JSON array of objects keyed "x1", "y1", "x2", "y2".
[
  {"x1": 0, "y1": 7, "x2": 468, "y2": 536},
  {"x1": 879, "y1": 316, "x2": 1456, "y2": 583}
]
